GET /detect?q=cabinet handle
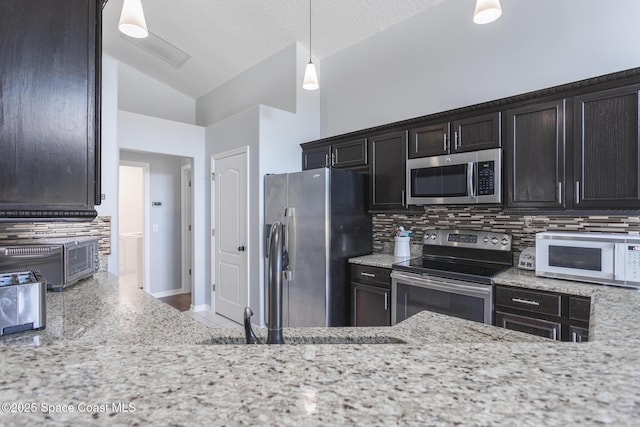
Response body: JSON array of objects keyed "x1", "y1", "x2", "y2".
[
  {"x1": 575, "y1": 181, "x2": 580, "y2": 204},
  {"x1": 331, "y1": 152, "x2": 336, "y2": 167},
  {"x1": 511, "y1": 297, "x2": 540, "y2": 306},
  {"x1": 454, "y1": 131, "x2": 459, "y2": 150},
  {"x1": 401, "y1": 190, "x2": 405, "y2": 206},
  {"x1": 572, "y1": 332, "x2": 577, "y2": 342},
  {"x1": 384, "y1": 293, "x2": 389, "y2": 311},
  {"x1": 557, "y1": 182, "x2": 562, "y2": 204},
  {"x1": 553, "y1": 328, "x2": 558, "y2": 341},
  {"x1": 324, "y1": 154, "x2": 329, "y2": 168},
  {"x1": 360, "y1": 272, "x2": 376, "y2": 278},
  {"x1": 443, "y1": 134, "x2": 447, "y2": 152}
]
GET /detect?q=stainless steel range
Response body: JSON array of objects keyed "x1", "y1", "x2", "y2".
[{"x1": 391, "y1": 229, "x2": 513, "y2": 325}]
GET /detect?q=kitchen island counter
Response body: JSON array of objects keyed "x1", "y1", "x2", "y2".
[{"x1": 0, "y1": 272, "x2": 638, "y2": 426}]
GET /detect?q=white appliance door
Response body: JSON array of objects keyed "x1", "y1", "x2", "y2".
[{"x1": 536, "y1": 239, "x2": 615, "y2": 281}]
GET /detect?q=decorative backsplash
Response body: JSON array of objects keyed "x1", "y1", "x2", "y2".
[
  {"x1": 0, "y1": 216, "x2": 112, "y2": 255},
  {"x1": 373, "y1": 207, "x2": 640, "y2": 260}
]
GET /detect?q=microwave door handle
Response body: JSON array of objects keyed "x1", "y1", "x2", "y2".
[{"x1": 467, "y1": 162, "x2": 476, "y2": 198}]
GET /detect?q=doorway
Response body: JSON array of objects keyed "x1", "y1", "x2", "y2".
[
  {"x1": 213, "y1": 147, "x2": 249, "y2": 323},
  {"x1": 118, "y1": 161, "x2": 150, "y2": 293}
]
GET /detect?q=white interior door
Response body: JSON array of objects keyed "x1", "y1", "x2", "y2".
[{"x1": 214, "y1": 148, "x2": 249, "y2": 323}]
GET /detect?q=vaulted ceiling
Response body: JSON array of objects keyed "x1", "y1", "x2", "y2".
[{"x1": 102, "y1": 0, "x2": 446, "y2": 98}]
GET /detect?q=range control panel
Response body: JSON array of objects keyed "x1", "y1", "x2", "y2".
[{"x1": 423, "y1": 229, "x2": 512, "y2": 251}]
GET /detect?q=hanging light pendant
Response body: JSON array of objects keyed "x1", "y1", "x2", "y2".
[
  {"x1": 119, "y1": 0, "x2": 149, "y2": 38},
  {"x1": 303, "y1": 0, "x2": 319, "y2": 91},
  {"x1": 473, "y1": 0, "x2": 502, "y2": 25}
]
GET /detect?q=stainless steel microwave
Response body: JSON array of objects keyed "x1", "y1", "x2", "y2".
[
  {"x1": 406, "y1": 148, "x2": 502, "y2": 205},
  {"x1": 536, "y1": 231, "x2": 640, "y2": 289}
]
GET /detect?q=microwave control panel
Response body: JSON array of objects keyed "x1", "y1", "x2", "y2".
[
  {"x1": 477, "y1": 161, "x2": 495, "y2": 196},
  {"x1": 626, "y1": 245, "x2": 640, "y2": 282}
]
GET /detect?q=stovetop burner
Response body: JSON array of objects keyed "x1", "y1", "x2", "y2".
[{"x1": 392, "y1": 229, "x2": 513, "y2": 284}]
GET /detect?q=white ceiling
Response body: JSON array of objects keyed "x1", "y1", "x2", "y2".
[{"x1": 102, "y1": 0, "x2": 446, "y2": 99}]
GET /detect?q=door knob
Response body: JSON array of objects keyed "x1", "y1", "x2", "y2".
[{"x1": 238, "y1": 246, "x2": 245, "y2": 252}]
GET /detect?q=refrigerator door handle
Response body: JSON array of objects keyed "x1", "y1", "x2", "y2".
[{"x1": 283, "y1": 207, "x2": 296, "y2": 281}]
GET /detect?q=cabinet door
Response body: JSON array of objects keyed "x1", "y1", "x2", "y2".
[
  {"x1": 369, "y1": 131, "x2": 407, "y2": 209},
  {"x1": 505, "y1": 100, "x2": 566, "y2": 208},
  {"x1": 451, "y1": 112, "x2": 501, "y2": 153},
  {"x1": 408, "y1": 123, "x2": 449, "y2": 158},
  {"x1": 495, "y1": 311, "x2": 561, "y2": 340},
  {"x1": 0, "y1": 0, "x2": 100, "y2": 215},
  {"x1": 351, "y1": 283, "x2": 391, "y2": 326},
  {"x1": 574, "y1": 85, "x2": 640, "y2": 208},
  {"x1": 302, "y1": 145, "x2": 330, "y2": 170},
  {"x1": 332, "y1": 138, "x2": 367, "y2": 169},
  {"x1": 569, "y1": 325, "x2": 589, "y2": 343}
]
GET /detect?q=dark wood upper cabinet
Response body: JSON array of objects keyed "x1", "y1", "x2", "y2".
[
  {"x1": 302, "y1": 145, "x2": 330, "y2": 170},
  {"x1": 408, "y1": 113, "x2": 500, "y2": 159},
  {"x1": 332, "y1": 138, "x2": 367, "y2": 169},
  {"x1": 369, "y1": 131, "x2": 407, "y2": 209},
  {"x1": 505, "y1": 100, "x2": 566, "y2": 208},
  {"x1": 574, "y1": 85, "x2": 640, "y2": 208},
  {"x1": 451, "y1": 112, "x2": 501, "y2": 153},
  {"x1": 0, "y1": 0, "x2": 102, "y2": 221},
  {"x1": 408, "y1": 123, "x2": 449, "y2": 158}
]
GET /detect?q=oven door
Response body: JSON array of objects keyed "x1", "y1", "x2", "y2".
[
  {"x1": 64, "y1": 240, "x2": 97, "y2": 285},
  {"x1": 390, "y1": 271, "x2": 493, "y2": 325}
]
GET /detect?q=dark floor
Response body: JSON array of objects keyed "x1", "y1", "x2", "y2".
[{"x1": 158, "y1": 293, "x2": 191, "y2": 312}]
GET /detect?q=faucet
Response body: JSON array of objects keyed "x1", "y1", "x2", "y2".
[{"x1": 244, "y1": 222, "x2": 287, "y2": 344}]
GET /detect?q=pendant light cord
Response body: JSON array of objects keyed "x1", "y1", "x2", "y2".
[{"x1": 309, "y1": 0, "x2": 312, "y2": 62}]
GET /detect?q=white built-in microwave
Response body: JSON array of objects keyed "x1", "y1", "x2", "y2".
[
  {"x1": 535, "y1": 231, "x2": 640, "y2": 289},
  {"x1": 406, "y1": 148, "x2": 502, "y2": 205}
]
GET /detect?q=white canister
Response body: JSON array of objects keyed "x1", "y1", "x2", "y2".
[{"x1": 394, "y1": 236, "x2": 411, "y2": 258}]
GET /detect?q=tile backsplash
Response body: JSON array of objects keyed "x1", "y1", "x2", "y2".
[
  {"x1": 0, "y1": 216, "x2": 112, "y2": 255},
  {"x1": 374, "y1": 207, "x2": 640, "y2": 260}
]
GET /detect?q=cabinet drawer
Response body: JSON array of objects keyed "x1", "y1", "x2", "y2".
[
  {"x1": 495, "y1": 286, "x2": 561, "y2": 316},
  {"x1": 350, "y1": 264, "x2": 391, "y2": 288},
  {"x1": 569, "y1": 296, "x2": 591, "y2": 322}
]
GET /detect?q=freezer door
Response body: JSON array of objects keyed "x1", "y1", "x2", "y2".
[
  {"x1": 264, "y1": 173, "x2": 288, "y2": 225},
  {"x1": 286, "y1": 169, "x2": 330, "y2": 327}
]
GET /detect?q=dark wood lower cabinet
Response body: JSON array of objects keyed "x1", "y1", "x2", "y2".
[
  {"x1": 351, "y1": 264, "x2": 391, "y2": 327},
  {"x1": 494, "y1": 285, "x2": 590, "y2": 342}
]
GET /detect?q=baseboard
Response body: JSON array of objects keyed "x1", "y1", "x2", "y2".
[
  {"x1": 190, "y1": 303, "x2": 210, "y2": 313},
  {"x1": 151, "y1": 288, "x2": 184, "y2": 298}
]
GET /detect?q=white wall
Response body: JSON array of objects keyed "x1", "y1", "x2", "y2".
[
  {"x1": 118, "y1": 111, "x2": 207, "y2": 306},
  {"x1": 96, "y1": 54, "x2": 119, "y2": 274},
  {"x1": 118, "y1": 62, "x2": 196, "y2": 125},
  {"x1": 120, "y1": 151, "x2": 185, "y2": 295},
  {"x1": 196, "y1": 44, "x2": 298, "y2": 127},
  {"x1": 320, "y1": 0, "x2": 640, "y2": 137}
]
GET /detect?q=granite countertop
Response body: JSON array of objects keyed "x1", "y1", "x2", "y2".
[{"x1": 0, "y1": 271, "x2": 639, "y2": 426}]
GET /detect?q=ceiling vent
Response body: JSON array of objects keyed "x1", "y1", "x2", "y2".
[{"x1": 121, "y1": 30, "x2": 191, "y2": 68}]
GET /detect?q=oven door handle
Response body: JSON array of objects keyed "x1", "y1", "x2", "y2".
[{"x1": 390, "y1": 271, "x2": 491, "y2": 295}]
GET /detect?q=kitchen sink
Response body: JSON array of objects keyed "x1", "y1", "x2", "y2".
[{"x1": 199, "y1": 335, "x2": 407, "y2": 345}]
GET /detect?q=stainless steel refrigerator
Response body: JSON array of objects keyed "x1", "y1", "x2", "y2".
[{"x1": 264, "y1": 168, "x2": 371, "y2": 327}]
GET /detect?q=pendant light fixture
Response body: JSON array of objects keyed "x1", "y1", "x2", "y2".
[
  {"x1": 303, "y1": 0, "x2": 319, "y2": 91},
  {"x1": 473, "y1": 0, "x2": 502, "y2": 25},
  {"x1": 119, "y1": 0, "x2": 149, "y2": 38}
]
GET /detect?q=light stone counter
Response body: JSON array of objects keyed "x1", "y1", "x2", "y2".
[{"x1": 0, "y1": 271, "x2": 638, "y2": 426}]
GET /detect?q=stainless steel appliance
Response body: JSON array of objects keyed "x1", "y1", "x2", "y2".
[
  {"x1": 0, "y1": 237, "x2": 99, "y2": 290},
  {"x1": 536, "y1": 231, "x2": 640, "y2": 289},
  {"x1": 406, "y1": 148, "x2": 502, "y2": 205},
  {"x1": 0, "y1": 271, "x2": 46, "y2": 336},
  {"x1": 264, "y1": 168, "x2": 371, "y2": 327},
  {"x1": 391, "y1": 228, "x2": 513, "y2": 325}
]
